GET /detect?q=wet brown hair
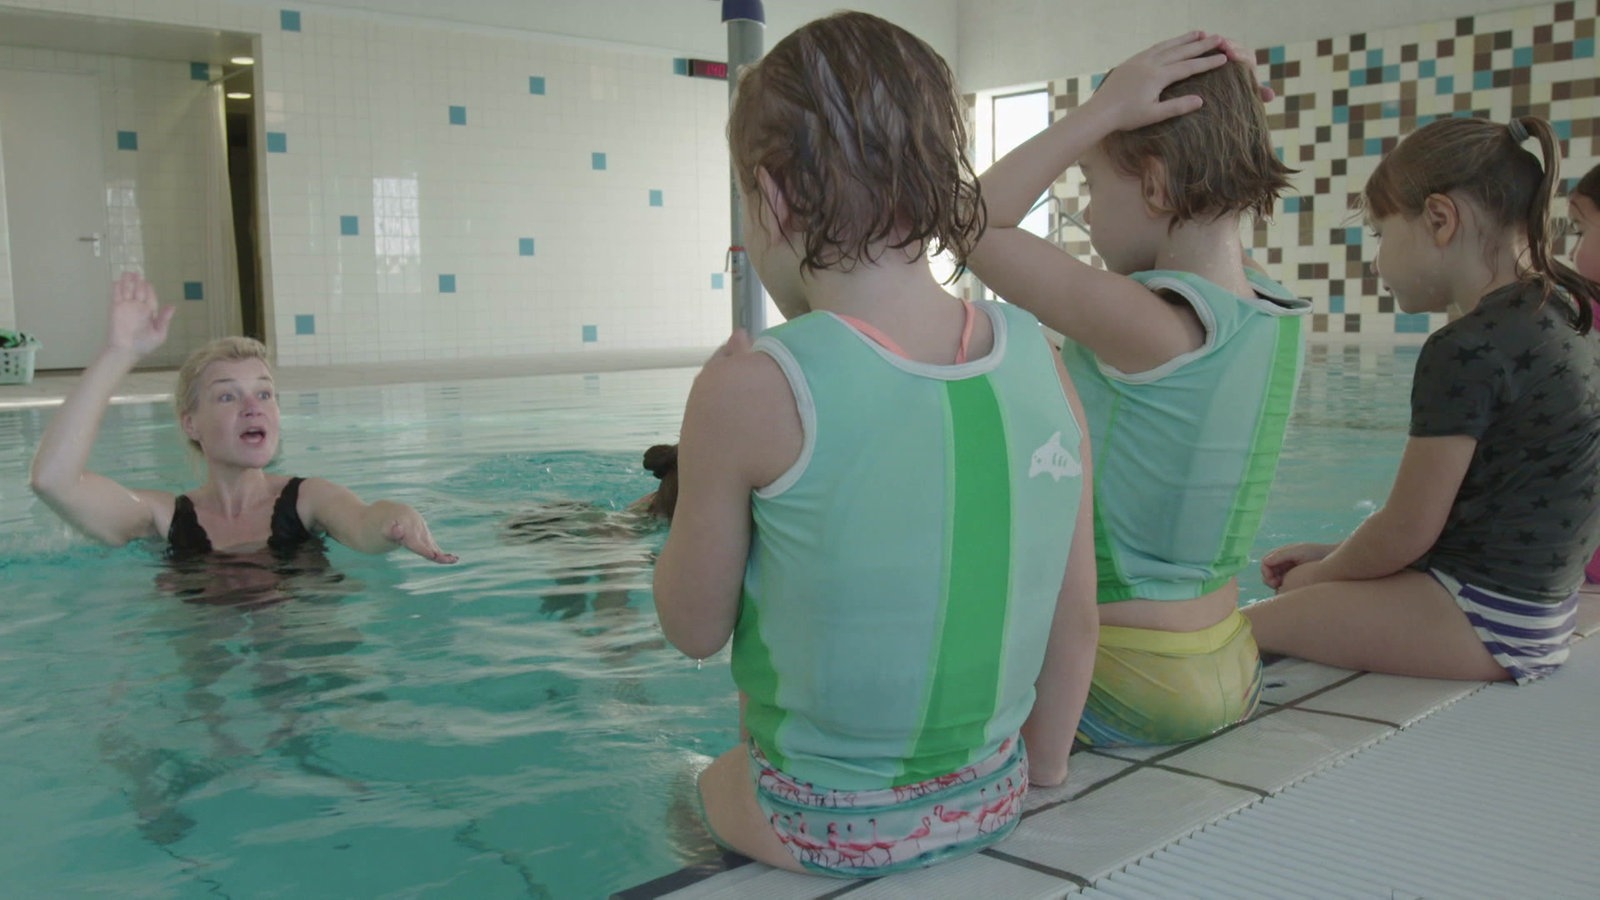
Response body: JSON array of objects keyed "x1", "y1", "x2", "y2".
[
  {"x1": 642, "y1": 443, "x2": 678, "y2": 521},
  {"x1": 174, "y1": 336, "x2": 273, "y2": 452},
  {"x1": 1364, "y1": 116, "x2": 1599, "y2": 333},
  {"x1": 1100, "y1": 52, "x2": 1294, "y2": 226},
  {"x1": 727, "y1": 11, "x2": 984, "y2": 279}
]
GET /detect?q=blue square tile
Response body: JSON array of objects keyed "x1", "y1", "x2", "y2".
[
  {"x1": 1554, "y1": 120, "x2": 1573, "y2": 140},
  {"x1": 1395, "y1": 313, "x2": 1430, "y2": 334},
  {"x1": 1513, "y1": 47, "x2": 1534, "y2": 68},
  {"x1": 1436, "y1": 76, "x2": 1454, "y2": 95},
  {"x1": 1419, "y1": 59, "x2": 1436, "y2": 78},
  {"x1": 116, "y1": 130, "x2": 138, "y2": 151},
  {"x1": 1345, "y1": 227, "x2": 1364, "y2": 245},
  {"x1": 1089, "y1": 72, "x2": 1105, "y2": 91},
  {"x1": 581, "y1": 325, "x2": 598, "y2": 343},
  {"x1": 519, "y1": 237, "x2": 535, "y2": 256},
  {"x1": 183, "y1": 281, "x2": 204, "y2": 301},
  {"x1": 529, "y1": 76, "x2": 546, "y2": 95},
  {"x1": 1349, "y1": 68, "x2": 1367, "y2": 87},
  {"x1": 1364, "y1": 137, "x2": 1384, "y2": 156},
  {"x1": 294, "y1": 313, "x2": 315, "y2": 335},
  {"x1": 1381, "y1": 100, "x2": 1401, "y2": 118},
  {"x1": 1418, "y1": 114, "x2": 1437, "y2": 127},
  {"x1": 449, "y1": 105, "x2": 467, "y2": 126},
  {"x1": 190, "y1": 61, "x2": 211, "y2": 81},
  {"x1": 439, "y1": 274, "x2": 456, "y2": 293},
  {"x1": 711, "y1": 273, "x2": 725, "y2": 289},
  {"x1": 340, "y1": 215, "x2": 359, "y2": 236},
  {"x1": 1382, "y1": 65, "x2": 1399, "y2": 83},
  {"x1": 1268, "y1": 46, "x2": 1285, "y2": 64},
  {"x1": 1332, "y1": 105, "x2": 1349, "y2": 124},
  {"x1": 1473, "y1": 70, "x2": 1493, "y2": 90},
  {"x1": 1366, "y1": 49, "x2": 1383, "y2": 68},
  {"x1": 1282, "y1": 197, "x2": 1301, "y2": 213},
  {"x1": 649, "y1": 189, "x2": 663, "y2": 207},
  {"x1": 1329, "y1": 294, "x2": 1345, "y2": 314},
  {"x1": 1575, "y1": 38, "x2": 1594, "y2": 59},
  {"x1": 591, "y1": 152, "x2": 607, "y2": 171},
  {"x1": 266, "y1": 131, "x2": 287, "y2": 153},
  {"x1": 281, "y1": 9, "x2": 301, "y2": 31},
  {"x1": 673, "y1": 58, "x2": 689, "y2": 75}
]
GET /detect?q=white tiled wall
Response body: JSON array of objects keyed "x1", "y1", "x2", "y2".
[
  {"x1": 0, "y1": 0, "x2": 737, "y2": 367},
  {"x1": 0, "y1": 45, "x2": 216, "y2": 364},
  {"x1": 0, "y1": 119, "x2": 11, "y2": 332}
]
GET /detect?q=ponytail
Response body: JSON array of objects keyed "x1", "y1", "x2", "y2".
[{"x1": 1516, "y1": 116, "x2": 1599, "y2": 334}]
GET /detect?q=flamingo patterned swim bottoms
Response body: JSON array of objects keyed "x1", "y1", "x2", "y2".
[{"x1": 748, "y1": 735, "x2": 1029, "y2": 877}]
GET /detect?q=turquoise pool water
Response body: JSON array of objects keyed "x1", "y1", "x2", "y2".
[{"x1": 0, "y1": 344, "x2": 1417, "y2": 898}]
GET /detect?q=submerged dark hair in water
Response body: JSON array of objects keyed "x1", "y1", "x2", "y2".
[{"x1": 642, "y1": 444, "x2": 679, "y2": 521}]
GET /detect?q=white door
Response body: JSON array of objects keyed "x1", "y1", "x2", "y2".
[{"x1": 0, "y1": 69, "x2": 111, "y2": 370}]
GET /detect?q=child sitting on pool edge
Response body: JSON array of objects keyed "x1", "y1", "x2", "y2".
[
  {"x1": 967, "y1": 34, "x2": 1308, "y2": 747},
  {"x1": 652, "y1": 11, "x2": 1098, "y2": 878},
  {"x1": 1248, "y1": 117, "x2": 1600, "y2": 683}
]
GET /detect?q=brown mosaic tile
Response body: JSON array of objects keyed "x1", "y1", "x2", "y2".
[
  {"x1": 1313, "y1": 313, "x2": 1328, "y2": 332},
  {"x1": 1333, "y1": 54, "x2": 1348, "y2": 73},
  {"x1": 1555, "y1": 0, "x2": 1574, "y2": 20},
  {"x1": 1351, "y1": 33, "x2": 1367, "y2": 52},
  {"x1": 1456, "y1": 17, "x2": 1475, "y2": 36},
  {"x1": 1536, "y1": 24, "x2": 1554, "y2": 43},
  {"x1": 1493, "y1": 30, "x2": 1513, "y2": 50},
  {"x1": 1317, "y1": 38, "x2": 1334, "y2": 56},
  {"x1": 1345, "y1": 314, "x2": 1362, "y2": 333},
  {"x1": 1437, "y1": 38, "x2": 1456, "y2": 58},
  {"x1": 1402, "y1": 43, "x2": 1418, "y2": 63}
]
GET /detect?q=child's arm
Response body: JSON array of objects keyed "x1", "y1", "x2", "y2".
[
  {"x1": 29, "y1": 273, "x2": 176, "y2": 546},
  {"x1": 1275, "y1": 435, "x2": 1476, "y2": 591},
  {"x1": 1020, "y1": 355, "x2": 1099, "y2": 787},
  {"x1": 968, "y1": 33, "x2": 1234, "y2": 373},
  {"x1": 653, "y1": 335, "x2": 800, "y2": 660},
  {"x1": 300, "y1": 479, "x2": 458, "y2": 563}
]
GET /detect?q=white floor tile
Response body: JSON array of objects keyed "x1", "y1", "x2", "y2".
[
  {"x1": 1023, "y1": 751, "x2": 1133, "y2": 813},
  {"x1": 997, "y1": 768, "x2": 1257, "y2": 882},
  {"x1": 1158, "y1": 708, "x2": 1391, "y2": 794},
  {"x1": 661, "y1": 864, "x2": 840, "y2": 900},
  {"x1": 1256, "y1": 658, "x2": 1360, "y2": 707},
  {"x1": 846, "y1": 853, "x2": 1074, "y2": 899},
  {"x1": 1296, "y1": 673, "x2": 1483, "y2": 727}
]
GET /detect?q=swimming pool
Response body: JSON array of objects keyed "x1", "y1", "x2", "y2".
[{"x1": 0, "y1": 344, "x2": 1416, "y2": 898}]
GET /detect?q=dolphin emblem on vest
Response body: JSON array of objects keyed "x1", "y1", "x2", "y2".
[{"x1": 1029, "y1": 431, "x2": 1081, "y2": 481}]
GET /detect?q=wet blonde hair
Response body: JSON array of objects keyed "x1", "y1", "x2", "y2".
[
  {"x1": 174, "y1": 336, "x2": 272, "y2": 452},
  {"x1": 1364, "y1": 116, "x2": 1599, "y2": 333},
  {"x1": 1100, "y1": 52, "x2": 1294, "y2": 226},
  {"x1": 727, "y1": 11, "x2": 984, "y2": 279}
]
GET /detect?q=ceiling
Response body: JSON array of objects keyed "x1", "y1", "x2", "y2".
[{"x1": 0, "y1": 6, "x2": 253, "y2": 65}]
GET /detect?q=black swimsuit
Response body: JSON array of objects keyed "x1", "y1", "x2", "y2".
[{"x1": 166, "y1": 476, "x2": 318, "y2": 560}]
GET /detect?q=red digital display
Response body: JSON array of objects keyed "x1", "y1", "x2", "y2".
[{"x1": 688, "y1": 59, "x2": 729, "y2": 80}]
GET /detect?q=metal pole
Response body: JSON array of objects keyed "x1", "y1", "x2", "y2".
[{"x1": 723, "y1": 0, "x2": 766, "y2": 334}]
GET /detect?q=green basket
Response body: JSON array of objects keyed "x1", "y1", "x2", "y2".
[{"x1": 0, "y1": 342, "x2": 38, "y2": 385}]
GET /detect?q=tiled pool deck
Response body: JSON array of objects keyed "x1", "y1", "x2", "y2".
[{"x1": 620, "y1": 595, "x2": 1600, "y2": 899}]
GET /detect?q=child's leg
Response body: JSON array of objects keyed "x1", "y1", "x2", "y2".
[
  {"x1": 698, "y1": 746, "x2": 808, "y2": 873},
  {"x1": 1243, "y1": 570, "x2": 1509, "y2": 681}
]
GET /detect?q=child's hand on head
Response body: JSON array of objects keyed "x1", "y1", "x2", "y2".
[
  {"x1": 1215, "y1": 37, "x2": 1277, "y2": 103},
  {"x1": 1083, "y1": 32, "x2": 1233, "y2": 133}
]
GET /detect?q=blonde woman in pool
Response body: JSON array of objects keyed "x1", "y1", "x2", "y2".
[{"x1": 30, "y1": 272, "x2": 457, "y2": 574}]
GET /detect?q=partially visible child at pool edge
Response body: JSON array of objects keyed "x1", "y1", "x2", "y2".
[
  {"x1": 653, "y1": 11, "x2": 1098, "y2": 877},
  {"x1": 1566, "y1": 163, "x2": 1600, "y2": 586},
  {"x1": 966, "y1": 34, "x2": 1309, "y2": 747},
  {"x1": 31, "y1": 272, "x2": 457, "y2": 567},
  {"x1": 1247, "y1": 117, "x2": 1600, "y2": 683}
]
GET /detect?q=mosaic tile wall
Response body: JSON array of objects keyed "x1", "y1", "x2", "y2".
[{"x1": 1043, "y1": 0, "x2": 1600, "y2": 339}]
